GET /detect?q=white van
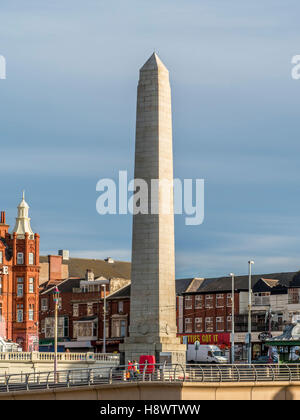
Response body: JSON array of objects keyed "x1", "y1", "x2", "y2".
[{"x1": 187, "y1": 344, "x2": 227, "y2": 364}]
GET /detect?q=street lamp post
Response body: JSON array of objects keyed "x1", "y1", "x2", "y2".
[
  {"x1": 53, "y1": 286, "x2": 60, "y2": 382},
  {"x1": 248, "y1": 260, "x2": 254, "y2": 364},
  {"x1": 229, "y1": 273, "x2": 235, "y2": 364},
  {"x1": 102, "y1": 284, "x2": 106, "y2": 354}
]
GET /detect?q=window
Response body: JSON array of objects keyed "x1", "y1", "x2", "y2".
[
  {"x1": 29, "y1": 278, "x2": 34, "y2": 293},
  {"x1": 87, "y1": 303, "x2": 93, "y2": 316},
  {"x1": 195, "y1": 317, "x2": 203, "y2": 332},
  {"x1": 41, "y1": 298, "x2": 48, "y2": 311},
  {"x1": 118, "y1": 301, "x2": 124, "y2": 313},
  {"x1": 105, "y1": 320, "x2": 109, "y2": 338},
  {"x1": 227, "y1": 293, "x2": 232, "y2": 307},
  {"x1": 288, "y1": 289, "x2": 300, "y2": 304},
  {"x1": 216, "y1": 294, "x2": 224, "y2": 308},
  {"x1": 28, "y1": 304, "x2": 34, "y2": 321},
  {"x1": 185, "y1": 296, "x2": 192, "y2": 309},
  {"x1": 45, "y1": 316, "x2": 69, "y2": 338},
  {"x1": 73, "y1": 304, "x2": 79, "y2": 317},
  {"x1": 73, "y1": 320, "x2": 97, "y2": 339},
  {"x1": 17, "y1": 278, "x2": 24, "y2": 297},
  {"x1": 227, "y1": 316, "x2": 232, "y2": 331},
  {"x1": 205, "y1": 317, "x2": 213, "y2": 332},
  {"x1": 216, "y1": 316, "x2": 224, "y2": 332},
  {"x1": 17, "y1": 304, "x2": 23, "y2": 322},
  {"x1": 195, "y1": 295, "x2": 203, "y2": 309},
  {"x1": 28, "y1": 253, "x2": 34, "y2": 265},
  {"x1": 92, "y1": 321, "x2": 97, "y2": 337},
  {"x1": 0, "y1": 303, "x2": 2, "y2": 317},
  {"x1": 0, "y1": 251, "x2": 2, "y2": 264},
  {"x1": 40, "y1": 318, "x2": 45, "y2": 334},
  {"x1": 205, "y1": 295, "x2": 213, "y2": 309},
  {"x1": 111, "y1": 318, "x2": 127, "y2": 337},
  {"x1": 17, "y1": 253, "x2": 24, "y2": 265},
  {"x1": 253, "y1": 292, "x2": 270, "y2": 306},
  {"x1": 64, "y1": 317, "x2": 69, "y2": 337},
  {"x1": 120, "y1": 320, "x2": 126, "y2": 337},
  {"x1": 184, "y1": 317, "x2": 192, "y2": 333},
  {"x1": 0, "y1": 277, "x2": 2, "y2": 295},
  {"x1": 45, "y1": 317, "x2": 54, "y2": 338}
]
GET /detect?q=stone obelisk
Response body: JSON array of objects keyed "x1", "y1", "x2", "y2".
[{"x1": 120, "y1": 53, "x2": 186, "y2": 364}]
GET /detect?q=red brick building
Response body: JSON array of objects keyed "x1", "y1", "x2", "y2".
[
  {"x1": 39, "y1": 260, "x2": 131, "y2": 352},
  {"x1": 0, "y1": 194, "x2": 40, "y2": 351}
]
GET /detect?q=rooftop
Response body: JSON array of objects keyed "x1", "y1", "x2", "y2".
[{"x1": 40, "y1": 255, "x2": 131, "y2": 280}]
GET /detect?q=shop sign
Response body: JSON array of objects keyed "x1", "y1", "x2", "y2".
[{"x1": 178, "y1": 333, "x2": 230, "y2": 345}]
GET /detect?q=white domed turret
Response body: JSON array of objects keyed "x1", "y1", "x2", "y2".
[{"x1": 12, "y1": 191, "x2": 34, "y2": 238}]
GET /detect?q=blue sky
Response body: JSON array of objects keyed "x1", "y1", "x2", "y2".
[{"x1": 1, "y1": 0, "x2": 300, "y2": 278}]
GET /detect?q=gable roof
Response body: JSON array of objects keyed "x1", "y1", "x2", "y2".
[
  {"x1": 40, "y1": 277, "x2": 80, "y2": 295},
  {"x1": 290, "y1": 271, "x2": 300, "y2": 288},
  {"x1": 261, "y1": 278, "x2": 280, "y2": 288},
  {"x1": 107, "y1": 284, "x2": 131, "y2": 300},
  {"x1": 175, "y1": 278, "x2": 195, "y2": 295},
  {"x1": 185, "y1": 278, "x2": 205, "y2": 293}
]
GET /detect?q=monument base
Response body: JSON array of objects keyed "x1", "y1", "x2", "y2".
[{"x1": 120, "y1": 337, "x2": 186, "y2": 366}]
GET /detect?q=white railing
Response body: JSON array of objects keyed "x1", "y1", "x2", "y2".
[{"x1": 0, "y1": 352, "x2": 120, "y2": 363}]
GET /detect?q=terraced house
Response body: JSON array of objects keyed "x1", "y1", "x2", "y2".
[
  {"x1": 179, "y1": 272, "x2": 300, "y2": 361},
  {"x1": 38, "y1": 254, "x2": 130, "y2": 352}
]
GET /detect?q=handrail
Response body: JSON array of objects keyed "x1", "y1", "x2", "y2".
[
  {"x1": 25, "y1": 373, "x2": 29, "y2": 391},
  {"x1": 216, "y1": 365, "x2": 222, "y2": 382},
  {"x1": 199, "y1": 365, "x2": 204, "y2": 382},
  {"x1": 252, "y1": 364, "x2": 257, "y2": 382},
  {"x1": 173, "y1": 364, "x2": 178, "y2": 381},
  {"x1": 286, "y1": 364, "x2": 291, "y2": 382},
  {"x1": 269, "y1": 364, "x2": 275, "y2": 381},
  {"x1": 234, "y1": 364, "x2": 240, "y2": 382},
  {"x1": 2, "y1": 363, "x2": 300, "y2": 393}
]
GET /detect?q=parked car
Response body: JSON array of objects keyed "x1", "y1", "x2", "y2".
[{"x1": 252, "y1": 355, "x2": 276, "y2": 364}]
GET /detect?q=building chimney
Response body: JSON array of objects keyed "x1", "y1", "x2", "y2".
[
  {"x1": 58, "y1": 250, "x2": 70, "y2": 261},
  {"x1": 85, "y1": 269, "x2": 94, "y2": 281},
  {"x1": 0, "y1": 211, "x2": 6, "y2": 224}
]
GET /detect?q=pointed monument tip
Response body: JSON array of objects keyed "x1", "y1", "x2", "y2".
[{"x1": 140, "y1": 52, "x2": 168, "y2": 72}]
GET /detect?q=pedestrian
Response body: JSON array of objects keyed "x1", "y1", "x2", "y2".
[
  {"x1": 127, "y1": 360, "x2": 133, "y2": 380},
  {"x1": 132, "y1": 360, "x2": 139, "y2": 379}
]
